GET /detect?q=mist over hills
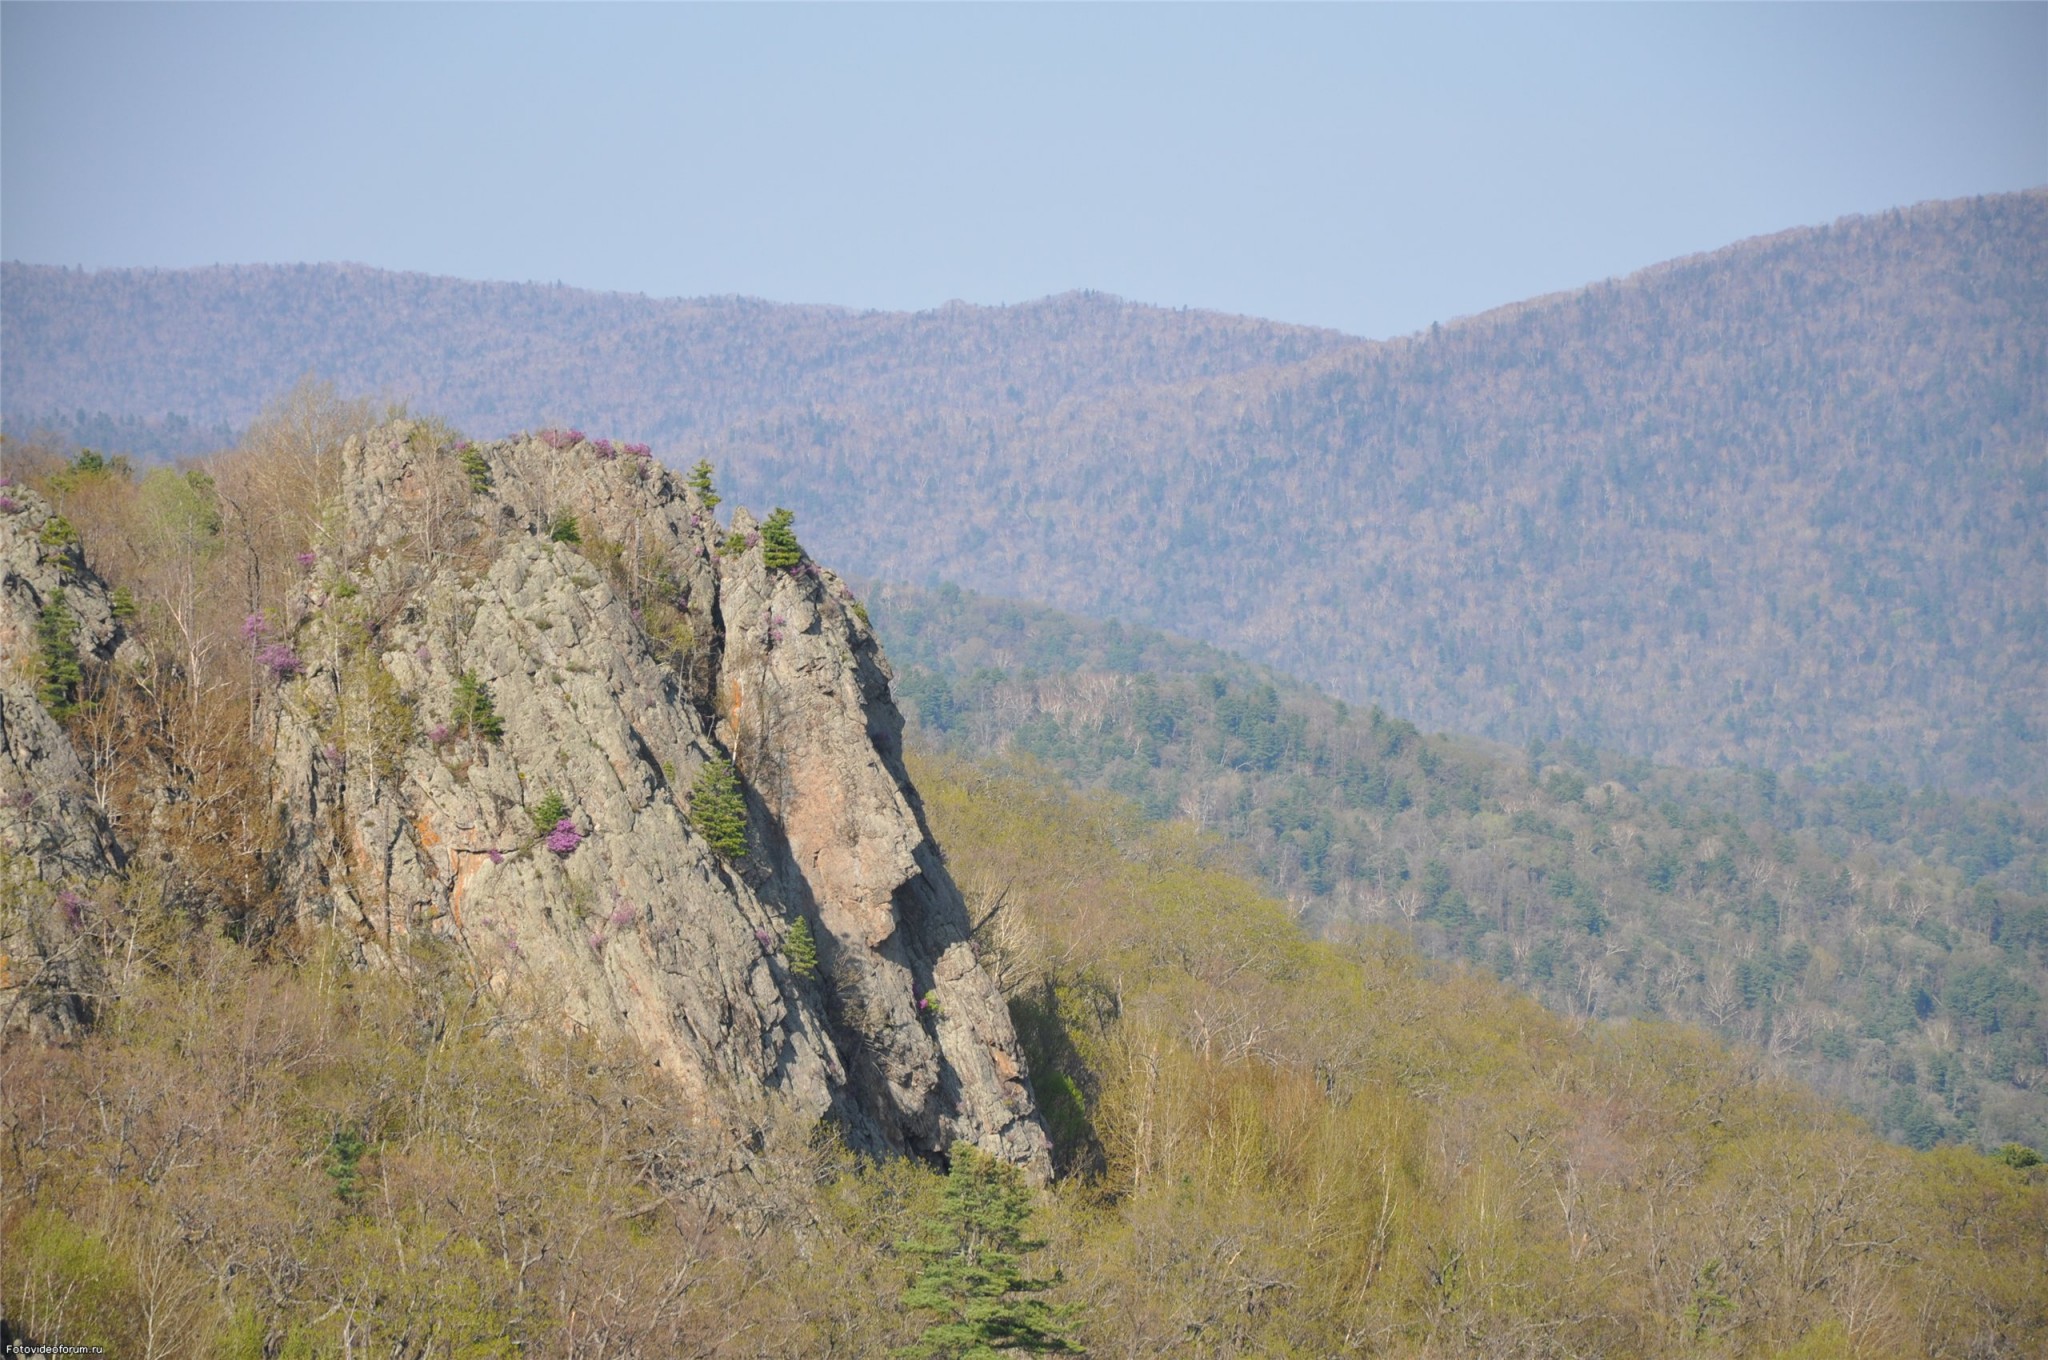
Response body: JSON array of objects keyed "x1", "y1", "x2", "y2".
[{"x1": 5, "y1": 190, "x2": 2044, "y2": 799}]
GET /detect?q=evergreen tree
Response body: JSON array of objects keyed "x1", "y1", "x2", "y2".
[
  {"x1": 761, "y1": 507, "x2": 803, "y2": 570},
  {"x1": 783, "y1": 916, "x2": 819, "y2": 979},
  {"x1": 549, "y1": 513, "x2": 581, "y2": 544},
  {"x1": 530, "y1": 791, "x2": 570, "y2": 838},
  {"x1": 35, "y1": 589, "x2": 84, "y2": 719},
  {"x1": 451, "y1": 670, "x2": 504, "y2": 743},
  {"x1": 458, "y1": 443, "x2": 493, "y2": 493},
  {"x1": 897, "y1": 1145, "x2": 1080, "y2": 1359},
  {"x1": 690, "y1": 758, "x2": 749, "y2": 861},
  {"x1": 687, "y1": 459, "x2": 721, "y2": 510}
]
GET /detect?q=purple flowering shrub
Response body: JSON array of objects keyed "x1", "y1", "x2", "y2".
[
  {"x1": 623, "y1": 442, "x2": 651, "y2": 458},
  {"x1": 537, "y1": 428, "x2": 585, "y2": 451},
  {"x1": 57, "y1": 889, "x2": 86, "y2": 931},
  {"x1": 0, "y1": 497, "x2": 21, "y2": 515},
  {"x1": 296, "y1": 550, "x2": 318, "y2": 568},
  {"x1": 590, "y1": 438, "x2": 616, "y2": 460},
  {"x1": 544, "y1": 818, "x2": 583, "y2": 856},
  {"x1": 240, "y1": 613, "x2": 269, "y2": 642},
  {"x1": 608, "y1": 903, "x2": 637, "y2": 928},
  {"x1": 256, "y1": 643, "x2": 302, "y2": 680}
]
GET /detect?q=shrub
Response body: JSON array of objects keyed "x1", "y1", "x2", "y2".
[
  {"x1": 687, "y1": 459, "x2": 721, "y2": 510},
  {"x1": 689, "y1": 759, "x2": 748, "y2": 861},
  {"x1": 451, "y1": 670, "x2": 505, "y2": 743},
  {"x1": 761, "y1": 507, "x2": 803, "y2": 570},
  {"x1": 545, "y1": 819, "x2": 583, "y2": 856},
  {"x1": 531, "y1": 791, "x2": 570, "y2": 837},
  {"x1": 256, "y1": 643, "x2": 303, "y2": 681},
  {"x1": 549, "y1": 514, "x2": 582, "y2": 544},
  {"x1": 721, "y1": 530, "x2": 750, "y2": 557},
  {"x1": 38, "y1": 513, "x2": 80, "y2": 551},
  {"x1": 784, "y1": 916, "x2": 819, "y2": 979}
]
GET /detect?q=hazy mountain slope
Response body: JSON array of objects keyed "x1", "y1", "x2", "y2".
[
  {"x1": 0, "y1": 263, "x2": 1355, "y2": 450},
  {"x1": 728, "y1": 192, "x2": 2048, "y2": 800},
  {"x1": 868, "y1": 580, "x2": 2048, "y2": 1154},
  {"x1": 6, "y1": 192, "x2": 2042, "y2": 799}
]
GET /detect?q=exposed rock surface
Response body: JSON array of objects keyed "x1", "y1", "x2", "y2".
[
  {"x1": 0, "y1": 487, "x2": 123, "y2": 1036},
  {"x1": 271, "y1": 425, "x2": 1049, "y2": 1176}
]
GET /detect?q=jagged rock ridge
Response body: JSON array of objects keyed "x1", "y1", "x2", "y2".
[
  {"x1": 268, "y1": 424, "x2": 1049, "y2": 1176},
  {"x1": 0, "y1": 486, "x2": 124, "y2": 1036}
]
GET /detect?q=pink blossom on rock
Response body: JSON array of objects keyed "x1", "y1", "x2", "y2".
[
  {"x1": 0, "y1": 497, "x2": 21, "y2": 515},
  {"x1": 296, "y1": 550, "x2": 318, "y2": 568},
  {"x1": 256, "y1": 643, "x2": 302, "y2": 679},
  {"x1": 545, "y1": 818, "x2": 583, "y2": 855},
  {"x1": 624, "y1": 442, "x2": 651, "y2": 458},
  {"x1": 609, "y1": 903, "x2": 637, "y2": 928},
  {"x1": 428, "y1": 724, "x2": 454, "y2": 746},
  {"x1": 486, "y1": 848, "x2": 505, "y2": 865},
  {"x1": 57, "y1": 889, "x2": 85, "y2": 931},
  {"x1": 591, "y1": 438, "x2": 616, "y2": 460}
]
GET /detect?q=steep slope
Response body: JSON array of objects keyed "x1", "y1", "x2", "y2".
[
  {"x1": 0, "y1": 487, "x2": 125, "y2": 1036},
  {"x1": 0, "y1": 265, "x2": 1354, "y2": 453},
  {"x1": 869, "y1": 579, "x2": 2048, "y2": 1153},
  {"x1": 727, "y1": 191, "x2": 2048, "y2": 801},
  {"x1": 266, "y1": 424, "x2": 1048, "y2": 1174}
]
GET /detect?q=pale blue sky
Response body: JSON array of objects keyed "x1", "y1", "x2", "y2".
[{"x1": 3, "y1": 2, "x2": 2043, "y2": 338}]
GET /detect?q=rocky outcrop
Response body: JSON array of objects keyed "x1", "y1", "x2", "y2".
[
  {"x1": 0, "y1": 487, "x2": 123, "y2": 1037},
  {"x1": 270, "y1": 425, "x2": 1049, "y2": 1177}
]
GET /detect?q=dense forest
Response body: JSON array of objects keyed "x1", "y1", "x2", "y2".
[
  {"x1": 869, "y1": 581, "x2": 2048, "y2": 1157},
  {"x1": 6, "y1": 191, "x2": 2042, "y2": 800},
  {"x1": 4, "y1": 415, "x2": 2044, "y2": 1356}
]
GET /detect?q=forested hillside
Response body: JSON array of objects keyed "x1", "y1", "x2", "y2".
[
  {"x1": 0, "y1": 263, "x2": 1351, "y2": 450},
  {"x1": 870, "y1": 581, "x2": 2048, "y2": 1156},
  {"x1": 6, "y1": 191, "x2": 2043, "y2": 797},
  {"x1": 10, "y1": 423, "x2": 2041, "y2": 1355}
]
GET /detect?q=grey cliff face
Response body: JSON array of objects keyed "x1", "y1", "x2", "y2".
[
  {"x1": 270, "y1": 425, "x2": 1049, "y2": 1177},
  {"x1": 0, "y1": 488, "x2": 122, "y2": 1036}
]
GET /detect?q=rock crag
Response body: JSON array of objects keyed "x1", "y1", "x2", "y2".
[
  {"x1": 0, "y1": 487, "x2": 124, "y2": 1036},
  {"x1": 269, "y1": 425, "x2": 1049, "y2": 1177}
]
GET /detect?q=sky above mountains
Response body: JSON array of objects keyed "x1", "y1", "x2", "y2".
[{"x1": 3, "y1": 2, "x2": 2043, "y2": 339}]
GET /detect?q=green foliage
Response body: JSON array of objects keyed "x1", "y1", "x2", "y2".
[
  {"x1": 721, "y1": 530, "x2": 751, "y2": 557},
  {"x1": 548, "y1": 513, "x2": 581, "y2": 544},
  {"x1": 687, "y1": 458, "x2": 721, "y2": 510},
  {"x1": 895, "y1": 1145, "x2": 1078, "y2": 1359},
  {"x1": 459, "y1": 444, "x2": 493, "y2": 493},
  {"x1": 530, "y1": 791, "x2": 570, "y2": 838},
  {"x1": 451, "y1": 670, "x2": 504, "y2": 744},
  {"x1": 690, "y1": 758, "x2": 748, "y2": 861},
  {"x1": 48, "y1": 446, "x2": 133, "y2": 494},
  {"x1": 761, "y1": 506, "x2": 803, "y2": 570},
  {"x1": 34, "y1": 588, "x2": 84, "y2": 718},
  {"x1": 784, "y1": 915, "x2": 820, "y2": 979},
  {"x1": 327, "y1": 1127, "x2": 368, "y2": 1205},
  {"x1": 110, "y1": 584, "x2": 137, "y2": 621},
  {"x1": 876, "y1": 582, "x2": 2048, "y2": 1154},
  {"x1": 3, "y1": 1208, "x2": 136, "y2": 1352},
  {"x1": 37, "y1": 512, "x2": 81, "y2": 551},
  {"x1": 1997, "y1": 1142, "x2": 2042, "y2": 1169}
]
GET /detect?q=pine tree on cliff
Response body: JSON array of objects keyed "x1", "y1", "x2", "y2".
[
  {"x1": 687, "y1": 459, "x2": 721, "y2": 511},
  {"x1": 690, "y1": 758, "x2": 748, "y2": 860},
  {"x1": 761, "y1": 508, "x2": 803, "y2": 570}
]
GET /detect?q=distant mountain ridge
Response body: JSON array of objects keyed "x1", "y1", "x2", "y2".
[
  {"x1": 5, "y1": 190, "x2": 2043, "y2": 799},
  {"x1": 1, "y1": 262, "x2": 1355, "y2": 447}
]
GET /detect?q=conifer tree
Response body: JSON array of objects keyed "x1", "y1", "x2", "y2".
[
  {"x1": 897, "y1": 1145, "x2": 1079, "y2": 1359},
  {"x1": 761, "y1": 507, "x2": 803, "y2": 570},
  {"x1": 687, "y1": 459, "x2": 721, "y2": 510},
  {"x1": 35, "y1": 589, "x2": 84, "y2": 719},
  {"x1": 783, "y1": 916, "x2": 819, "y2": 979},
  {"x1": 690, "y1": 758, "x2": 748, "y2": 861},
  {"x1": 451, "y1": 670, "x2": 504, "y2": 743}
]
